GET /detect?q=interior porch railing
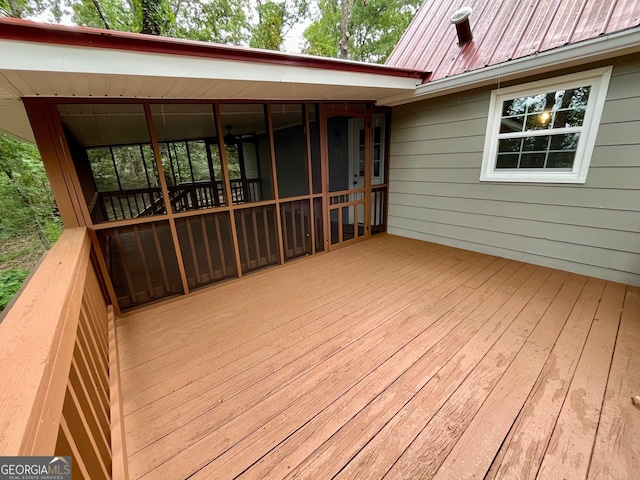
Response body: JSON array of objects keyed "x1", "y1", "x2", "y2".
[
  {"x1": 0, "y1": 227, "x2": 124, "y2": 480},
  {"x1": 91, "y1": 178, "x2": 263, "y2": 222}
]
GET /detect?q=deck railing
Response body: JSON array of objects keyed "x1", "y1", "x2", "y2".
[{"x1": 0, "y1": 228, "x2": 119, "y2": 480}]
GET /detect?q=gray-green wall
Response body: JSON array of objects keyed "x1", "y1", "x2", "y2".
[{"x1": 388, "y1": 54, "x2": 640, "y2": 286}]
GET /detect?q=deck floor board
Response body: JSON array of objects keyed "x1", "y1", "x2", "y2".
[{"x1": 118, "y1": 235, "x2": 638, "y2": 480}]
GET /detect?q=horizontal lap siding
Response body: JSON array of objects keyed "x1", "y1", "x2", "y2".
[{"x1": 388, "y1": 56, "x2": 640, "y2": 286}]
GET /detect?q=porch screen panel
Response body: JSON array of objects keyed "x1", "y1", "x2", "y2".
[
  {"x1": 308, "y1": 104, "x2": 322, "y2": 194},
  {"x1": 272, "y1": 104, "x2": 309, "y2": 198},
  {"x1": 58, "y1": 104, "x2": 165, "y2": 224},
  {"x1": 97, "y1": 221, "x2": 183, "y2": 310},
  {"x1": 150, "y1": 104, "x2": 227, "y2": 212},
  {"x1": 175, "y1": 213, "x2": 237, "y2": 289},
  {"x1": 280, "y1": 200, "x2": 311, "y2": 261},
  {"x1": 219, "y1": 104, "x2": 274, "y2": 205},
  {"x1": 234, "y1": 205, "x2": 280, "y2": 273}
]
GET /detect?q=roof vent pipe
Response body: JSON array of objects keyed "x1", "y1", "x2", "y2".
[{"x1": 451, "y1": 6, "x2": 473, "y2": 45}]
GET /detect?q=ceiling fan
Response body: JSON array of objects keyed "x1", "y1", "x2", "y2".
[{"x1": 224, "y1": 125, "x2": 239, "y2": 147}]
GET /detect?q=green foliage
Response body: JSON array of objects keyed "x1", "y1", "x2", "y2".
[
  {"x1": 303, "y1": 0, "x2": 422, "y2": 63},
  {"x1": 139, "y1": 0, "x2": 174, "y2": 35},
  {"x1": 250, "y1": 0, "x2": 308, "y2": 50},
  {"x1": 65, "y1": 0, "x2": 135, "y2": 30},
  {"x1": 302, "y1": 0, "x2": 339, "y2": 57},
  {"x1": 64, "y1": 0, "x2": 252, "y2": 45},
  {"x1": 0, "y1": 0, "x2": 58, "y2": 19},
  {"x1": 0, "y1": 133, "x2": 60, "y2": 247},
  {"x1": 0, "y1": 269, "x2": 29, "y2": 311}
]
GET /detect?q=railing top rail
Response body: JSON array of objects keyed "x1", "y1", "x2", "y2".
[{"x1": 0, "y1": 227, "x2": 92, "y2": 455}]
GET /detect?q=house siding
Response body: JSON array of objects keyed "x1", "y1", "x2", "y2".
[{"x1": 388, "y1": 55, "x2": 640, "y2": 286}]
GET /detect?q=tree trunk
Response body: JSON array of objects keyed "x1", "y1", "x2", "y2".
[
  {"x1": 339, "y1": 0, "x2": 354, "y2": 59},
  {"x1": 92, "y1": 0, "x2": 111, "y2": 29},
  {"x1": 8, "y1": 0, "x2": 24, "y2": 18}
]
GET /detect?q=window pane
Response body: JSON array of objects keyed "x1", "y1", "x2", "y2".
[
  {"x1": 564, "y1": 86, "x2": 591, "y2": 109},
  {"x1": 500, "y1": 115, "x2": 525, "y2": 133},
  {"x1": 550, "y1": 133, "x2": 580, "y2": 150},
  {"x1": 151, "y1": 104, "x2": 226, "y2": 212},
  {"x1": 522, "y1": 135, "x2": 550, "y2": 151},
  {"x1": 496, "y1": 154, "x2": 519, "y2": 169},
  {"x1": 520, "y1": 153, "x2": 546, "y2": 168},
  {"x1": 525, "y1": 111, "x2": 553, "y2": 130},
  {"x1": 502, "y1": 99, "x2": 527, "y2": 116},
  {"x1": 498, "y1": 138, "x2": 522, "y2": 153},
  {"x1": 219, "y1": 104, "x2": 274, "y2": 204},
  {"x1": 372, "y1": 113, "x2": 386, "y2": 183},
  {"x1": 546, "y1": 151, "x2": 576, "y2": 169},
  {"x1": 58, "y1": 104, "x2": 165, "y2": 224},
  {"x1": 525, "y1": 93, "x2": 547, "y2": 114},
  {"x1": 272, "y1": 104, "x2": 308, "y2": 198},
  {"x1": 552, "y1": 109, "x2": 586, "y2": 128}
]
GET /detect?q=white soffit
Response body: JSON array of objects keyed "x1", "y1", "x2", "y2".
[{"x1": 0, "y1": 39, "x2": 419, "y2": 100}]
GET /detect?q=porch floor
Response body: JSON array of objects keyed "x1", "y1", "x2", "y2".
[{"x1": 116, "y1": 234, "x2": 639, "y2": 480}]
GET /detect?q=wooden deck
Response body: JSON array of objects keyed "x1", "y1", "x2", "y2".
[{"x1": 116, "y1": 234, "x2": 640, "y2": 480}]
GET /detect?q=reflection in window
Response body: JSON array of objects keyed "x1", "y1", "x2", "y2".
[
  {"x1": 272, "y1": 104, "x2": 309, "y2": 198},
  {"x1": 151, "y1": 104, "x2": 226, "y2": 212},
  {"x1": 219, "y1": 104, "x2": 273, "y2": 204},
  {"x1": 372, "y1": 113, "x2": 386, "y2": 183},
  {"x1": 58, "y1": 104, "x2": 164, "y2": 223},
  {"x1": 496, "y1": 86, "x2": 591, "y2": 170}
]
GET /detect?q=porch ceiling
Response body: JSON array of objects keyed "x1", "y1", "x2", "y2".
[{"x1": 0, "y1": 37, "x2": 421, "y2": 143}]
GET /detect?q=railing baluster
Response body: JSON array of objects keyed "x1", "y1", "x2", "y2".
[
  {"x1": 240, "y1": 209, "x2": 250, "y2": 271},
  {"x1": 200, "y1": 215, "x2": 215, "y2": 281},
  {"x1": 58, "y1": 418, "x2": 91, "y2": 480},
  {"x1": 262, "y1": 206, "x2": 273, "y2": 262},
  {"x1": 63, "y1": 381, "x2": 110, "y2": 480},
  {"x1": 214, "y1": 214, "x2": 228, "y2": 277},
  {"x1": 186, "y1": 217, "x2": 200, "y2": 284},
  {"x1": 281, "y1": 203, "x2": 289, "y2": 257},
  {"x1": 134, "y1": 225, "x2": 155, "y2": 299},
  {"x1": 68, "y1": 358, "x2": 110, "y2": 466},
  {"x1": 113, "y1": 228, "x2": 137, "y2": 303},
  {"x1": 76, "y1": 322, "x2": 109, "y2": 411},
  {"x1": 151, "y1": 223, "x2": 171, "y2": 294},
  {"x1": 291, "y1": 202, "x2": 298, "y2": 254},
  {"x1": 252, "y1": 207, "x2": 262, "y2": 265}
]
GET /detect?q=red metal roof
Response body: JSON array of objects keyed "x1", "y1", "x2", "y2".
[
  {"x1": 0, "y1": 17, "x2": 429, "y2": 81},
  {"x1": 387, "y1": 0, "x2": 640, "y2": 81}
]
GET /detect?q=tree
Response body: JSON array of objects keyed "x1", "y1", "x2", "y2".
[
  {"x1": 63, "y1": 0, "x2": 250, "y2": 44},
  {"x1": 0, "y1": 133, "x2": 61, "y2": 249},
  {"x1": 250, "y1": 0, "x2": 308, "y2": 51},
  {"x1": 303, "y1": 0, "x2": 422, "y2": 63},
  {"x1": 0, "y1": 0, "x2": 61, "y2": 19}
]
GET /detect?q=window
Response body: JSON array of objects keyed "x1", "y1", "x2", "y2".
[{"x1": 480, "y1": 67, "x2": 612, "y2": 183}]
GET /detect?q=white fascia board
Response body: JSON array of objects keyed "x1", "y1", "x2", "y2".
[
  {"x1": 378, "y1": 27, "x2": 640, "y2": 106},
  {"x1": 0, "y1": 40, "x2": 418, "y2": 96}
]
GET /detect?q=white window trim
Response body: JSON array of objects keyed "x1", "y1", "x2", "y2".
[{"x1": 480, "y1": 66, "x2": 612, "y2": 184}]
